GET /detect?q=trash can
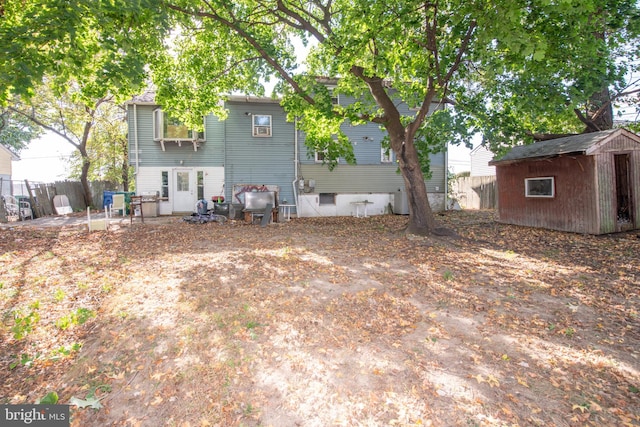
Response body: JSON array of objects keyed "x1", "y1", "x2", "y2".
[
  {"x1": 103, "y1": 191, "x2": 115, "y2": 209},
  {"x1": 214, "y1": 202, "x2": 229, "y2": 217}
]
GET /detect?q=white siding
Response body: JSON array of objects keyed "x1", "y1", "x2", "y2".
[
  {"x1": 137, "y1": 166, "x2": 224, "y2": 214},
  {"x1": 470, "y1": 146, "x2": 496, "y2": 177},
  {"x1": 0, "y1": 148, "x2": 13, "y2": 175}
]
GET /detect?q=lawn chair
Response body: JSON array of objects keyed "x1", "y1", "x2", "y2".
[
  {"x1": 53, "y1": 195, "x2": 73, "y2": 215},
  {"x1": 110, "y1": 194, "x2": 126, "y2": 217}
]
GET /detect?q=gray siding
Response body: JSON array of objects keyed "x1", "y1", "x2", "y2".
[
  {"x1": 128, "y1": 104, "x2": 225, "y2": 168},
  {"x1": 128, "y1": 96, "x2": 447, "y2": 212},
  {"x1": 299, "y1": 162, "x2": 446, "y2": 194},
  {"x1": 223, "y1": 100, "x2": 296, "y2": 204}
]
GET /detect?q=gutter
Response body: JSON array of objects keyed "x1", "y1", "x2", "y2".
[
  {"x1": 133, "y1": 104, "x2": 140, "y2": 177},
  {"x1": 444, "y1": 145, "x2": 448, "y2": 210},
  {"x1": 292, "y1": 117, "x2": 299, "y2": 213}
]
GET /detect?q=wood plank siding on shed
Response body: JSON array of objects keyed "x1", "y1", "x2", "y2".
[
  {"x1": 492, "y1": 129, "x2": 640, "y2": 234},
  {"x1": 495, "y1": 155, "x2": 600, "y2": 233}
]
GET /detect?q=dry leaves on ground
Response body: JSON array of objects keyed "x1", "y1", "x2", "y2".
[{"x1": 0, "y1": 210, "x2": 638, "y2": 426}]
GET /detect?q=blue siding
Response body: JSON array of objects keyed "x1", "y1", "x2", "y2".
[
  {"x1": 128, "y1": 105, "x2": 225, "y2": 168},
  {"x1": 223, "y1": 100, "x2": 296, "y2": 204},
  {"x1": 128, "y1": 94, "x2": 447, "y2": 212}
]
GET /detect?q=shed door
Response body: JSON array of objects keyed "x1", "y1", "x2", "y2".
[{"x1": 614, "y1": 154, "x2": 633, "y2": 229}]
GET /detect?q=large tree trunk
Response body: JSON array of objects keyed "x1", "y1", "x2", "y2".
[
  {"x1": 396, "y1": 137, "x2": 437, "y2": 236},
  {"x1": 80, "y1": 158, "x2": 92, "y2": 207},
  {"x1": 79, "y1": 121, "x2": 93, "y2": 207}
]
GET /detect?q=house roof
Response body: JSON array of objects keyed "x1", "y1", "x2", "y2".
[
  {"x1": 127, "y1": 91, "x2": 157, "y2": 105},
  {"x1": 489, "y1": 128, "x2": 640, "y2": 165},
  {"x1": 126, "y1": 91, "x2": 280, "y2": 106}
]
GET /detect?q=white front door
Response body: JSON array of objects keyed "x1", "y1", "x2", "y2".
[{"x1": 173, "y1": 169, "x2": 195, "y2": 212}]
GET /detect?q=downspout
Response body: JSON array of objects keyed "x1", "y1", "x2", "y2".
[
  {"x1": 292, "y1": 117, "x2": 299, "y2": 213},
  {"x1": 133, "y1": 104, "x2": 140, "y2": 178},
  {"x1": 444, "y1": 144, "x2": 448, "y2": 210}
]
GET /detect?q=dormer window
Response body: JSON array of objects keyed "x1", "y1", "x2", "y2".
[
  {"x1": 252, "y1": 115, "x2": 272, "y2": 137},
  {"x1": 153, "y1": 108, "x2": 204, "y2": 151}
]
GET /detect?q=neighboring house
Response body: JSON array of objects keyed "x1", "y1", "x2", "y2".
[
  {"x1": 0, "y1": 144, "x2": 19, "y2": 196},
  {"x1": 490, "y1": 128, "x2": 640, "y2": 234},
  {"x1": 470, "y1": 145, "x2": 496, "y2": 177},
  {"x1": 126, "y1": 92, "x2": 447, "y2": 218},
  {"x1": 449, "y1": 145, "x2": 497, "y2": 210}
]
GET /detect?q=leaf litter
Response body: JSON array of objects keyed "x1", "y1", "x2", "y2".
[{"x1": 0, "y1": 210, "x2": 638, "y2": 426}]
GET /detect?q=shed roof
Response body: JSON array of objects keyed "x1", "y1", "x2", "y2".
[{"x1": 490, "y1": 128, "x2": 640, "y2": 165}]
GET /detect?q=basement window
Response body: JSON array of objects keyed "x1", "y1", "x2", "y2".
[
  {"x1": 319, "y1": 193, "x2": 336, "y2": 205},
  {"x1": 525, "y1": 177, "x2": 555, "y2": 198}
]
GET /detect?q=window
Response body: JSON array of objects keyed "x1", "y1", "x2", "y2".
[
  {"x1": 252, "y1": 115, "x2": 272, "y2": 137},
  {"x1": 381, "y1": 148, "x2": 394, "y2": 164},
  {"x1": 525, "y1": 177, "x2": 555, "y2": 198},
  {"x1": 315, "y1": 150, "x2": 327, "y2": 163},
  {"x1": 161, "y1": 171, "x2": 169, "y2": 198},
  {"x1": 176, "y1": 171, "x2": 190, "y2": 192},
  {"x1": 319, "y1": 193, "x2": 336, "y2": 205},
  {"x1": 328, "y1": 88, "x2": 339, "y2": 106},
  {"x1": 153, "y1": 109, "x2": 199, "y2": 141},
  {"x1": 197, "y1": 171, "x2": 204, "y2": 200}
]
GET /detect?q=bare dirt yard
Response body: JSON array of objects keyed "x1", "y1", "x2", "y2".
[{"x1": 1, "y1": 210, "x2": 639, "y2": 426}]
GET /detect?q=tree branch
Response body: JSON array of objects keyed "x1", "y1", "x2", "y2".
[
  {"x1": 164, "y1": 1, "x2": 317, "y2": 106},
  {"x1": 8, "y1": 106, "x2": 81, "y2": 150}
]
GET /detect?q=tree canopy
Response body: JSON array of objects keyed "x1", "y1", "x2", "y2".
[{"x1": 2, "y1": 0, "x2": 639, "y2": 233}]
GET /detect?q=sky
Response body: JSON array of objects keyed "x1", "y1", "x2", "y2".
[{"x1": 12, "y1": 132, "x2": 75, "y2": 183}]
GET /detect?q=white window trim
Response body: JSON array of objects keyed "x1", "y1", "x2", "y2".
[
  {"x1": 315, "y1": 150, "x2": 328, "y2": 163},
  {"x1": 252, "y1": 114, "x2": 272, "y2": 137},
  {"x1": 329, "y1": 89, "x2": 339, "y2": 106},
  {"x1": 153, "y1": 108, "x2": 204, "y2": 151},
  {"x1": 381, "y1": 148, "x2": 394, "y2": 164},
  {"x1": 525, "y1": 177, "x2": 555, "y2": 198}
]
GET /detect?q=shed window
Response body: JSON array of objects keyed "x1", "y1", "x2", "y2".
[
  {"x1": 525, "y1": 177, "x2": 555, "y2": 198},
  {"x1": 252, "y1": 115, "x2": 272, "y2": 137}
]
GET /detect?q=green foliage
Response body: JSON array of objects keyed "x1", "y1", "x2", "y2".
[
  {"x1": 55, "y1": 308, "x2": 96, "y2": 330},
  {"x1": 3, "y1": 0, "x2": 638, "y2": 231},
  {"x1": 11, "y1": 301, "x2": 40, "y2": 340},
  {"x1": 0, "y1": 109, "x2": 42, "y2": 152},
  {"x1": 0, "y1": 0, "x2": 168, "y2": 105},
  {"x1": 9, "y1": 353, "x2": 40, "y2": 370},
  {"x1": 37, "y1": 392, "x2": 59, "y2": 405}
]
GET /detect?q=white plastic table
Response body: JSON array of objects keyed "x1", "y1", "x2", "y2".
[
  {"x1": 279, "y1": 204, "x2": 295, "y2": 221},
  {"x1": 350, "y1": 201, "x2": 373, "y2": 218}
]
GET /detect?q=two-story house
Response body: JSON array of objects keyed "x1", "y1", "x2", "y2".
[{"x1": 126, "y1": 92, "x2": 447, "y2": 218}]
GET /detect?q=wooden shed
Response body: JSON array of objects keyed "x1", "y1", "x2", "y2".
[{"x1": 489, "y1": 128, "x2": 640, "y2": 234}]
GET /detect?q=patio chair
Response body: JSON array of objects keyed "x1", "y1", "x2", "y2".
[{"x1": 110, "y1": 194, "x2": 126, "y2": 217}]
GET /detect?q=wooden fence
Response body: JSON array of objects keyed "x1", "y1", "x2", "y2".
[
  {"x1": 5, "y1": 180, "x2": 116, "y2": 219},
  {"x1": 451, "y1": 176, "x2": 497, "y2": 210}
]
